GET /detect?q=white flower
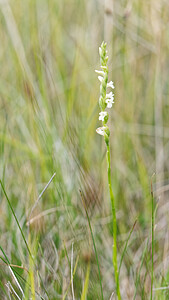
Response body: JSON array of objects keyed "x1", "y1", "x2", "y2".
[
  {"x1": 101, "y1": 65, "x2": 107, "y2": 71},
  {"x1": 106, "y1": 98, "x2": 114, "y2": 108},
  {"x1": 98, "y1": 76, "x2": 103, "y2": 82},
  {"x1": 107, "y1": 81, "x2": 115, "y2": 89},
  {"x1": 106, "y1": 92, "x2": 114, "y2": 108},
  {"x1": 106, "y1": 92, "x2": 114, "y2": 98},
  {"x1": 96, "y1": 127, "x2": 105, "y2": 136},
  {"x1": 99, "y1": 111, "x2": 108, "y2": 121},
  {"x1": 95, "y1": 70, "x2": 105, "y2": 76}
]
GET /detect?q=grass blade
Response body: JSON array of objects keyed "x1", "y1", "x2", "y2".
[
  {"x1": 133, "y1": 238, "x2": 149, "y2": 300},
  {"x1": 62, "y1": 255, "x2": 79, "y2": 300},
  {"x1": 71, "y1": 242, "x2": 75, "y2": 300},
  {"x1": 0, "y1": 180, "x2": 33, "y2": 260},
  {"x1": 80, "y1": 190, "x2": 104, "y2": 300},
  {"x1": 81, "y1": 261, "x2": 90, "y2": 300},
  {"x1": 119, "y1": 219, "x2": 137, "y2": 275}
]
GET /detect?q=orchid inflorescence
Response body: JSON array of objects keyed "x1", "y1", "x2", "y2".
[
  {"x1": 95, "y1": 42, "x2": 115, "y2": 144},
  {"x1": 95, "y1": 42, "x2": 121, "y2": 299}
]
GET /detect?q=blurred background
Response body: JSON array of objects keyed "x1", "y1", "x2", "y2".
[{"x1": 0, "y1": 0, "x2": 169, "y2": 299}]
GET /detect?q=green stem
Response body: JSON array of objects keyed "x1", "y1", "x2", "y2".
[{"x1": 106, "y1": 143, "x2": 121, "y2": 300}]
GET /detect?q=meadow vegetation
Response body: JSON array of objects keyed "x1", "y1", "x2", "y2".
[{"x1": 0, "y1": 0, "x2": 169, "y2": 299}]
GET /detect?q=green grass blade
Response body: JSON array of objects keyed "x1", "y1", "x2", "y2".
[
  {"x1": 80, "y1": 190, "x2": 104, "y2": 300},
  {"x1": 119, "y1": 219, "x2": 137, "y2": 275},
  {"x1": 0, "y1": 279, "x2": 10, "y2": 299},
  {"x1": 0, "y1": 247, "x2": 45, "y2": 300},
  {"x1": 81, "y1": 261, "x2": 90, "y2": 300},
  {"x1": 0, "y1": 180, "x2": 33, "y2": 260},
  {"x1": 133, "y1": 238, "x2": 149, "y2": 300}
]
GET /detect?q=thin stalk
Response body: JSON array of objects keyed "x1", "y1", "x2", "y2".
[
  {"x1": 106, "y1": 143, "x2": 121, "y2": 300},
  {"x1": 151, "y1": 180, "x2": 154, "y2": 300},
  {"x1": 62, "y1": 255, "x2": 79, "y2": 300}
]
